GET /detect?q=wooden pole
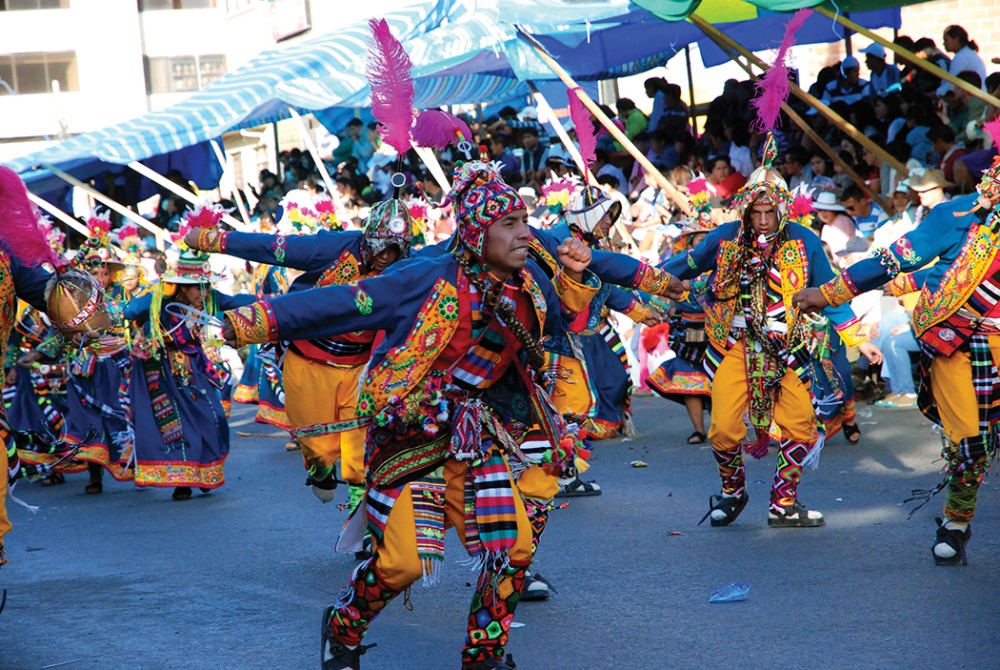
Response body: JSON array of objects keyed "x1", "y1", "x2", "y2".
[
  {"x1": 699, "y1": 26, "x2": 891, "y2": 211},
  {"x1": 127, "y1": 161, "x2": 249, "y2": 232},
  {"x1": 287, "y1": 107, "x2": 338, "y2": 197},
  {"x1": 27, "y1": 191, "x2": 128, "y2": 256},
  {"x1": 413, "y1": 146, "x2": 452, "y2": 194},
  {"x1": 684, "y1": 45, "x2": 698, "y2": 137},
  {"x1": 210, "y1": 139, "x2": 253, "y2": 228},
  {"x1": 689, "y1": 13, "x2": 909, "y2": 178},
  {"x1": 42, "y1": 163, "x2": 170, "y2": 250},
  {"x1": 517, "y1": 28, "x2": 691, "y2": 216},
  {"x1": 815, "y1": 6, "x2": 1000, "y2": 110}
]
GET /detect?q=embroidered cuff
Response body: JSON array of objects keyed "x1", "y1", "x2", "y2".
[
  {"x1": 196, "y1": 229, "x2": 229, "y2": 254},
  {"x1": 888, "y1": 272, "x2": 919, "y2": 296},
  {"x1": 819, "y1": 273, "x2": 860, "y2": 308},
  {"x1": 225, "y1": 301, "x2": 278, "y2": 347},
  {"x1": 871, "y1": 247, "x2": 902, "y2": 279},
  {"x1": 632, "y1": 262, "x2": 675, "y2": 297},
  {"x1": 622, "y1": 300, "x2": 651, "y2": 323},
  {"x1": 555, "y1": 269, "x2": 601, "y2": 315},
  {"x1": 834, "y1": 316, "x2": 868, "y2": 348}
]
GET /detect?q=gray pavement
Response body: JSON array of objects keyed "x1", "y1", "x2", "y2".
[{"x1": 1, "y1": 396, "x2": 998, "y2": 670}]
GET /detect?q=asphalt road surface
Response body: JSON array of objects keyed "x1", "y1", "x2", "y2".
[{"x1": 1, "y1": 396, "x2": 998, "y2": 670}]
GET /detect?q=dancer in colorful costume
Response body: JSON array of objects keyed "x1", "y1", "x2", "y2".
[
  {"x1": 648, "y1": 193, "x2": 714, "y2": 444},
  {"x1": 222, "y1": 148, "x2": 603, "y2": 669},
  {"x1": 62, "y1": 212, "x2": 134, "y2": 493},
  {"x1": 125, "y1": 218, "x2": 254, "y2": 500},
  {"x1": 660, "y1": 137, "x2": 881, "y2": 528},
  {"x1": 793, "y1": 155, "x2": 1000, "y2": 564},
  {"x1": 0, "y1": 166, "x2": 103, "y2": 567}
]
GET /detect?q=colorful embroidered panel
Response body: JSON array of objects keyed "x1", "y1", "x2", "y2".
[
  {"x1": 316, "y1": 249, "x2": 362, "y2": 288},
  {"x1": 228, "y1": 301, "x2": 278, "y2": 347}
]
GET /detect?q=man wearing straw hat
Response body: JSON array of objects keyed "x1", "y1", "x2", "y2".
[{"x1": 794, "y1": 159, "x2": 1000, "y2": 565}]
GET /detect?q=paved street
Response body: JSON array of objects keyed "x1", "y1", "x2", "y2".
[{"x1": 1, "y1": 397, "x2": 998, "y2": 670}]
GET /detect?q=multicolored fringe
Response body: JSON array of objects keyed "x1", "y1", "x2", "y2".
[
  {"x1": 465, "y1": 449, "x2": 518, "y2": 564},
  {"x1": 411, "y1": 468, "x2": 447, "y2": 586}
]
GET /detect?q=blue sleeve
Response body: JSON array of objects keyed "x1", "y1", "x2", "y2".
[
  {"x1": 123, "y1": 292, "x2": 154, "y2": 325},
  {"x1": 11, "y1": 258, "x2": 50, "y2": 312},
  {"x1": 265, "y1": 258, "x2": 443, "y2": 341},
  {"x1": 224, "y1": 230, "x2": 360, "y2": 271},
  {"x1": 659, "y1": 222, "x2": 733, "y2": 279},
  {"x1": 213, "y1": 290, "x2": 256, "y2": 312},
  {"x1": 605, "y1": 287, "x2": 640, "y2": 312}
]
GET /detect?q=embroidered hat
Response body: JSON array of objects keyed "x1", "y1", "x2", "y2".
[
  {"x1": 447, "y1": 161, "x2": 526, "y2": 258},
  {"x1": 731, "y1": 134, "x2": 793, "y2": 226},
  {"x1": 361, "y1": 198, "x2": 413, "y2": 268},
  {"x1": 161, "y1": 250, "x2": 222, "y2": 285},
  {"x1": 83, "y1": 210, "x2": 125, "y2": 272},
  {"x1": 565, "y1": 184, "x2": 621, "y2": 239}
]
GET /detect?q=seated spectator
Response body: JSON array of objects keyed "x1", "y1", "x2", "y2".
[
  {"x1": 812, "y1": 191, "x2": 856, "y2": 255},
  {"x1": 912, "y1": 37, "x2": 951, "y2": 96},
  {"x1": 594, "y1": 148, "x2": 629, "y2": 199},
  {"x1": 519, "y1": 126, "x2": 547, "y2": 188},
  {"x1": 937, "y1": 24, "x2": 987, "y2": 97},
  {"x1": 928, "y1": 124, "x2": 968, "y2": 184},
  {"x1": 332, "y1": 118, "x2": 363, "y2": 166},
  {"x1": 874, "y1": 180, "x2": 919, "y2": 247},
  {"x1": 860, "y1": 42, "x2": 902, "y2": 98},
  {"x1": 488, "y1": 134, "x2": 521, "y2": 186},
  {"x1": 822, "y1": 56, "x2": 869, "y2": 106},
  {"x1": 780, "y1": 146, "x2": 812, "y2": 193},
  {"x1": 644, "y1": 76, "x2": 668, "y2": 133},
  {"x1": 908, "y1": 168, "x2": 952, "y2": 225},
  {"x1": 872, "y1": 299, "x2": 919, "y2": 409},
  {"x1": 842, "y1": 184, "x2": 888, "y2": 237},
  {"x1": 807, "y1": 152, "x2": 837, "y2": 193},
  {"x1": 903, "y1": 103, "x2": 938, "y2": 165},
  {"x1": 689, "y1": 155, "x2": 746, "y2": 199},
  {"x1": 614, "y1": 98, "x2": 648, "y2": 150},
  {"x1": 660, "y1": 83, "x2": 691, "y2": 135},
  {"x1": 647, "y1": 130, "x2": 680, "y2": 171}
]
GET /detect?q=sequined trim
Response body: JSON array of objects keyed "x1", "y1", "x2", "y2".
[
  {"x1": 833, "y1": 316, "x2": 867, "y2": 348},
  {"x1": 888, "y1": 272, "x2": 918, "y2": 296}
]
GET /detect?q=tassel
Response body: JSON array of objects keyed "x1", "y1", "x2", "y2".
[
  {"x1": 801, "y1": 431, "x2": 825, "y2": 471},
  {"x1": 744, "y1": 430, "x2": 771, "y2": 459},
  {"x1": 449, "y1": 401, "x2": 482, "y2": 460},
  {"x1": 367, "y1": 18, "x2": 415, "y2": 156},
  {"x1": 622, "y1": 412, "x2": 639, "y2": 438}
]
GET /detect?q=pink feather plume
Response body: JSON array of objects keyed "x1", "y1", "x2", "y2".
[
  {"x1": 0, "y1": 166, "x2": 59, "y2": 267},
  {"x1": 568, "y1": 87, "x2": 597, "y2": 178},
  {"x1": 367, "y1": 18, "x2": 415, "y2": 155},
  {"x1": 751, "y1": 8, "x2": 812, "y2": 134},
  {"x1": 983, "y1": 117, "x2": 1000, "y2": 149},
  {"x1": 412, "y1": 109, "x2": 474, "y2": 149}
]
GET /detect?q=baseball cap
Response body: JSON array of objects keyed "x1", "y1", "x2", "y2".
[
  {"x1": 842, "y1": 55, "x2": 860, "y2": 70},
  {"x1": 860, "y1": 43, "x2": 886, "y2": 60}
]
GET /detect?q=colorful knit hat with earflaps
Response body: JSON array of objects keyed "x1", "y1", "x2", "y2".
[
  {"x1": 446, "y1": 152, "x2": 526, "y2": 260},
  {"x1": 361, "y1": 199, "x2": 413, "y2": 268}
]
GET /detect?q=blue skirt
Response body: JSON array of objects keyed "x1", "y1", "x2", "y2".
[
  {"x1": 581, "y1": 330, "x2": 630, "y2": 438},
  {"x1": 130, "y1": 354, "x2": 229, "y2": 488},
  {"x1": 65, "y1": 352, "x2": 133, "y2": 479}
]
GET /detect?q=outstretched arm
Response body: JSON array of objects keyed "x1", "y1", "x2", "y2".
[{"x1": 186, "y1": 228, "x2": 361, "y2": 272}]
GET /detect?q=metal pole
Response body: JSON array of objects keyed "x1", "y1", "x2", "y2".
[{"x1": 128, "y1": 161, "x2": 248, "y2": 231}]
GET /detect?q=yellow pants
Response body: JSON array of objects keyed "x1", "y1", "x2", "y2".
[
  {"x1": 515, "y1": 463, "x2": 561, "y2": 501},
  {"x1": 373, "y1": 455, "x2": 534, "y2": 590},
  {"x1": 283, "y1": 350, "x2": 366, "y2": 484},
  {"x1": 1, "y1": 438, "x2": 10, "y2": 546},
  {"x1": 929, "y1": 337, "x2": 1000, "y2": 444},
  {"x1": 549, "y1": 356, "x2": 594, "y2": 420},
  {"x1": 708, "y1": 341, "x2": 817, "y2": 451}
]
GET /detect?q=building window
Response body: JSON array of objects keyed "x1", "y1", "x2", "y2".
[
  {"x1": 0, "y1": 51, "x2": 78, "y2": 95},
  {"x1": 144, "y1": 54, "x2": 227, "y2": 93},
  {"x1": 139, "y1": 0, "x2": 216, "y2": 9},
  {"x1": 225, "y1": 0, "x2": 254, "y2": 14},
  {"x1": 0, "y1": 0, "x2": 70, "y2": 9}
]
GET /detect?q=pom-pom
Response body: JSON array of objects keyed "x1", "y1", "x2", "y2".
[
  {"x1": 182, "y1": 202, "x2": 227, "y2": 230},
  {"x1": 791, "y1": 195, "x2": 814, "y2": 219},
  {"x1": 367, "y1": 18, "x2": 415, "y2": 155},
  {"x1": 87, "y1": 209, "x2": 113, "y2": 237},
  {"x1": 641, "y1": 322, "x2": 672, "y2": 353}
]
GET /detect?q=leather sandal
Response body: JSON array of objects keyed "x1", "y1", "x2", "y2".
[
  {"x1": 699, "y1": 491, "x2": 749, "y2": 527},
  {"x1": 932, "y1": 517, "x2": 971, "y2": 566},
  {"x1": 40, "y1": 472, "x2": 65, "y2": 487},
  {"x1": 322, "y1": 605, "x2": 376, "y2": 670},
  {"x1": 842, "y1": 423, "x2": 861, "y2": 444},
  {"x1": 687, "y1": 430, "x2": 707, "y2": 444},
  {"x1": 84, "y1": 480, "x2": 103, "y2": 495}
]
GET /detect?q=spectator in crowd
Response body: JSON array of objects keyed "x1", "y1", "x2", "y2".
[
  {"x1": 660, "y1": 83, "x2": 691, "y2": 135},
  {"x1": 644, "y1": 76, "x2": 668, "y2": 132},
  {"x1": 823, "y1": 56, "x2": 869, "y2": 106},
  {"x1": 519, "y1": 126, "x2": 547, "y2": 188},
  {"x1": 861, "y1": 42, "x2": 902, "y2": 98},
  {"x1": 696, "y1": 154, "x2": 746, "y2": 198},
  {"x1": 938, "y1": 24, "x2": 987, "y2": 96},
  {"x1": 842, "y1": 184, "x2": 888, "y2": 237},
  {"x1": 813, "y1": 191, "x2": 857, "y2": 256},
  {"x1": 331, "y1": 118, "x2": 364, "y2": 166},
  {"x1": 488, "y1": 134, "x2": 521, "y2": 186},
  {"x1": 780, "y1": 147, "x2": 811, "y2": 192},
  {"x1": 807, "y1": 152, "x2": 837, "y2": 194},
  {"x1": 928, "y1": 124, "x2": 968, "y2": 184},
  {"x1": 908, "y1": 168, "x2": 951, "y2": 226},
  {"x1": 614, "y1": 98, "x2": 648, "y2": 150},
  {"x1": 594, "y1": 148, "x2": 629, "y2": 199}
]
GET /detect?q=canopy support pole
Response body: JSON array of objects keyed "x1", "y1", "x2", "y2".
[
  {"x1": 684, "y1": 45, "x2": 698, "y2": 138},
  {"x1": 690, "y1": 13, "x2": 909, "y2": 179},
  {"x1": 210, "y1": 139, "x2": 253, "y2": 228},
  {"x1": 26, "y1": 192, "x2": 128, "y2": 256},
  {"x1": 127, "y1": 161, "x2": 248, "y2": 231},
  {"x1": 287, "y1": 107, "x2": 337, "y2": 197},
  {"x1": 700, "y1": 28, "x2": 890, "y2": 211},
  {"x1": 42, "y1": 163, "x2": 169, "y2": 250},
  {"x1": 816, "y1": 6, "x2": 1000, "y2": 109},
  {"x1": 413, "y1": 146, "x2": 452, "y2": 194},
  {"x1": 526, "y1": 80, "x2": 639, "y2": 254},
  {"x1": 517, "y1": 28, "x2": 690, "y2": 216}
]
